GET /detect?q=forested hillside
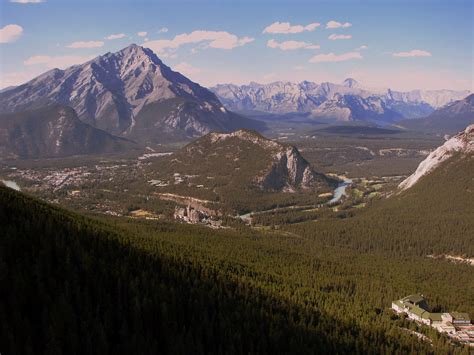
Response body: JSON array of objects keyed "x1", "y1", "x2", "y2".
[
  {"x1": 1, "y1": 185, "x2": 473, "y2": 354},
  {"x1": 286, "y1": 154, "x2": 474, "y2": 257}
]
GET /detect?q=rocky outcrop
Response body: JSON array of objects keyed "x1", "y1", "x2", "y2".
[
  {"x1": 399, "y1": 124, "x2": 474, "y2": 190},
  {"x1": 260, "y1": 146, "x2": 320, "y2": 192}
]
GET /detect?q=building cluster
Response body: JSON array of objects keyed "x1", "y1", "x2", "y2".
[
  {"x1": 174, "y1": 204, "x2": 222, "y2": 228},
  {"x1": 392, "y1": 294, "x2": 473, "y2": 347}
]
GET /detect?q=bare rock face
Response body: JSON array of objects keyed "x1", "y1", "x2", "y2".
[
  {"x1": 399, "y1": 124, "x2": 474, "y2": 190},
  {"x1": 261, "y1": 146, "x2": 318, "y2": 192}
]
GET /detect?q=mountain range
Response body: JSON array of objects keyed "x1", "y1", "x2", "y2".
[
  {"x1": 399, "y1": 94, "x2": 474, "y2": 134},
  {"x1": 211, "y1": 80, "x2": 469, "y2": 123},
  {"x1": 0, "y1": 44, "x2": 264, "y2": 146}
]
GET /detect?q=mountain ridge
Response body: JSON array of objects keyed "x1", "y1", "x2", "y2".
[
  {"x1": 0, "y1": 44, "x2": 264, "y2": 144},
  {"x1": 211, "y1": 80, "x2": 469, "y2": 122},
  {"x1": 399, "y1": 94, "x2": 474, "y2": 134}
]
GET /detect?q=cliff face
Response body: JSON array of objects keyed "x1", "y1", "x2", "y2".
[
  {"x1": 399, "y1": 124, "x2": 474, "y2": 190},
  {"x1": 261, "y1": 146, "x2": 320, "y2": 192}
]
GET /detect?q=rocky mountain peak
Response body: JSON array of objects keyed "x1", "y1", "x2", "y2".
[
  {"x1": 343, "y1": 78, "x2": 359, "y2": 88},
  {"x1": 0, "y1": 45, "x2": 263, "y2": 143}
]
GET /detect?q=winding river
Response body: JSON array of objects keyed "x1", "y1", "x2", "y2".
[
  {"x1": 238, "y1": 177, "x2": 353, "y2": 222},
  {"x1": 328, "y1": 178, "x2": 353, "y2": 204}
]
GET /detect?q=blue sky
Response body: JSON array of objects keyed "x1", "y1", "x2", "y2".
[{"x1": 1, "y1": 0, "x2": 472, "y2": 91}]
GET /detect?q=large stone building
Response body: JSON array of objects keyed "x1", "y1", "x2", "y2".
[{"x1": 392, "y1": 294, "x2": 473, "y2": 346}]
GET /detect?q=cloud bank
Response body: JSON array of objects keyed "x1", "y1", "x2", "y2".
[
  {"x1": 326, "y1": 21, "x2": 352, "y2": 29},
  {"x1": 309, "y1": 52, "x2": 362, "y2": 63},
  {"x1": 67, "y1": 41, "x2": 104, "y2": 49},
  {"x1": 393, "y1": 49, "x2": 431, "y2": 57},
  {"x1": 144, "y1": 30, "x2": 254, "y2": 57},
  {"x1": 263, "y1": 21, "x2": 320, "y2": 34},
  {"x1": 267, "y1": 39, "x2": 320, "y2": 51},
  {"x1": 107, "y1": 33, "x2": 126, "y2": 40},
  {"x1": 328, "y1": 34, "x2": 352, "y2": 40}
]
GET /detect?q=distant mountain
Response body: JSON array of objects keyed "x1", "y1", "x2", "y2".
[
  {"x1": 400, "y1": 94, "x2": 474, "y2": 134},
  {"x1": 0, "y1": 44, "x2": 264, "y2": 144},
  {"x1": 0, "y1": 105, "x2": 133, "y2": 159},
  {"x1": 310, "y1": 93, "x2": 403, "y2": 122},
  {"x1": 211, "y1": 80, "x2": 469, "y2": 123},
  {"x1": 399, "y1": 124, "x2": 473, "y2": 190}
]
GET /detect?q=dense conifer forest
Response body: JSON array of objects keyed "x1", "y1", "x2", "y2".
[{"x1": 1, "y1": 161, "x2": 473, "y2": 354}]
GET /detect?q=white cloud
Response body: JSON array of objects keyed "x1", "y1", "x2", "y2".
[
  {"x1": 67, "y1": 40, "x2": 104, "y2": 49},
  {"x1": 144, "y1": 30, "x2": 254, "y2": 57},
  {"x1": 0, "y1": 24, "x2": 23, "y2": 43},
  {"x1": 293, "y1": 65, "x2": 305, "y2": 71},
  {"x1": 24, "y1": 55, "x2": 94, "y2": 69},
  {"x1": 10, "y1": 0, "x2": 45, "y2": 3},
  {"x1": 173, "y1": 62, "x2": 201, "y2": 77},
  {"x1": 267, "y1": 39, "x2": 320, "y2": 51},
  {"x1": 106, "y1": 33, "x2": 126, "y2": 40},
  {"x1": 356, "y1": 44, "x2": 368, "y2": 51},
  {"x1": 158, "y1": 27, "x2": 168, "y2": 33},
  {"x1": 326, "y1": 21, "x2": 352, "y2": 29},
  {"x1": 328, "y1": 34, "x2": 352, "y2": 40},
  {"x1": 393, "y1": 49, "x2": 432, "y2": 57},
  {"x1": 309, "y1": 52, "x2": 362, "y2": 63},
  {"x1": 137, "y1": 31, "x2": 148, "y2": 37},
  {"x1": 263, "y1": 21, "x2": 320, "y2": 34}
]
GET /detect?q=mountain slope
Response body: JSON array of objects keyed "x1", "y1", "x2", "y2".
[
  {"x1": 0, "y1": 105, "x2": 133, "y2": 159},
  {"x1": 145, "y1": 130, "x2": 336, "y2": 212},
  {"x1": 399, "y1": 124, "x2": 473, "y2": 190},
  {"x1": 0, "y1": 44, "x2": 264, "y2": 143},
  {"x1": 0, "y1": 186, "x2": 345, "y2": 354},
  {"x1": 400, "y1": 94, "x2": 474, "y2": 134},
  {"x1": 211, "y1": 80, "x2": 469, "y2": 122},
  {"x1": 158, "y1": 129, "x2": 333, "y2": 192}
]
